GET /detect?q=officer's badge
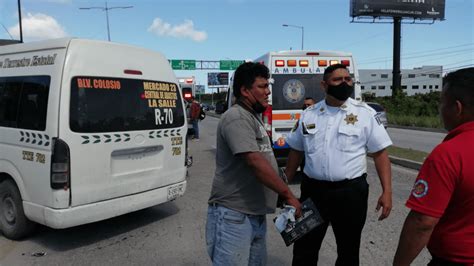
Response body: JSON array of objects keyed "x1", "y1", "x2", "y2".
[
  {"x1": 306, "y1": 123, "x2": 316, "y2": 129},
  {"x1": 344, "y1": 113, "x2": 358, "y2": 125},
  {"x1": 411, "y1": 179, "x2": 428, "y2": 198}
]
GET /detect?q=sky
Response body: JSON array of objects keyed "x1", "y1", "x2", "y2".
[{"x1": 1, "y1": 0, "x2": 473, "y2": 93}]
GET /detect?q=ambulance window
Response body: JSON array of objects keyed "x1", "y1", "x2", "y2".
[
  {"x1": 0, "y1": 76, "x2": 50, "y2": 130},
  {"x1": 271, "y1": 74, "x2": 325, "y2": 110},
  {"x1": 70, "y1": 77, "x2": 185, "y2": 133}
]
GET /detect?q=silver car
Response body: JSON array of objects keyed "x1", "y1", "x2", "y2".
[{"x1": 366, "y1": 102, "x2": 388, "y2": 128}]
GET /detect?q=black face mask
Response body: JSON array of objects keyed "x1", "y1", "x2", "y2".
[
  {"x1": 248, "y1": 90, "x2": 267, "y2": 113},
  {"x1": 326, "y1": 82, "x2": 354, "y2": 101}
]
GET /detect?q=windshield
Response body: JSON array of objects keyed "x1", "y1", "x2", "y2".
[{"x1": 70, "y1": 76, "x2": 185, "y2": 133}]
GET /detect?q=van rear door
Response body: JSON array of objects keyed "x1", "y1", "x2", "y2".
[
  {"x1": 59, "y1": 40, "x2": 186, "y2": 207},
  {"x1": 65, "y1": 76, "x2": 186, "y2": 206}
]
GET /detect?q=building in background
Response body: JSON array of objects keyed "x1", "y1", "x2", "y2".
[{"x1": 359, "y1": 66, "x2": 442, "y2": 97}]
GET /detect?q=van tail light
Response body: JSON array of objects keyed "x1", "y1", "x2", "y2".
[
  {"x1": 262, "y1": 105, "x2": 272, "y2": 139},
  {"x1": 51, "y1": 138, "x2": 70, "y2": 190}
]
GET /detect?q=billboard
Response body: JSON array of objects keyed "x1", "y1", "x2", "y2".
[
  {"x1": 208, "y1": 72, "x2": 229, "y2": 87},
  {"x1": 350, "y1": 0, "x2": 445, "y2": 20}
]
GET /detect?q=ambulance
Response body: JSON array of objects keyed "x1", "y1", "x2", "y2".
[{"x1": 0, "y1": 38, "x2": 187, "y2": 239}]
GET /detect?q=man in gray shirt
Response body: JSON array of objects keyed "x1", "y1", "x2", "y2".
[{"x1": 206, "y1": 62, "x2": 301, "y2": 265}]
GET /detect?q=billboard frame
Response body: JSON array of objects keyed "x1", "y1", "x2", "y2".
[{"x1": 350, "y1": 0, "x2": 445, "y2": 21}]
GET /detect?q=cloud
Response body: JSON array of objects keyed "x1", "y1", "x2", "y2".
[
  {"x1": 148, "y1": 18, "x2": 207, "y2": 42},
  {"x1": 9, "y1": 13, "x2": 67, "y2": 41}
]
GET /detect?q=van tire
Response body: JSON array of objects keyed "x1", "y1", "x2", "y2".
[{"x1": 0, "y1": 180, "x2": 35, "y2": 240}]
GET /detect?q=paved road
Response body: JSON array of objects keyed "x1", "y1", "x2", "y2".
[
  {"x1": 0, "y1": 116, "x2": 430, "y2": 265},
  {"x1": 385, "y1": 127, "x2": 446, "y2": 154}
]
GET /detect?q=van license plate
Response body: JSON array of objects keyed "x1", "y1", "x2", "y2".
[{"x1": 167, "y1": 184, "x2": 184, "y2": 201}]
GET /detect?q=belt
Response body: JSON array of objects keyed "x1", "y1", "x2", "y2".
[
  {"x1": 304, "y1": 173, "x2": 367, "y2": 188},
  {"x1": 208, "y1": 202, "x2": 265, "y2": 218}
]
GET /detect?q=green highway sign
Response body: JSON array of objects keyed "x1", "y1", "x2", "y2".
[
  {"x1": 220, "y1": 60, "x2": 244, "y2": 70},
  {"x1": 171, "y1": 60, "x2": 196, "y2": 70}
]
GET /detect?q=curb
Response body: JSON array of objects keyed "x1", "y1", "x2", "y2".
[
  {"x1": 206, "y1": 112, "x2": 423, "y2": 170},
  {"x1": 387, "y1": 124, "x2": 447, "y2": 134},
  {"x1": 387, "y1": 156, "x2": 422, "y2": 170}
]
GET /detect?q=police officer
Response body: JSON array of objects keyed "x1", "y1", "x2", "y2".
[{"x1": 285, "y1": 64, "x2": 393, "y2": 266}]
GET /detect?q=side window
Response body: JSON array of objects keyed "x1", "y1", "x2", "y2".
[
  {"x1": 0, "y1": 77, "x2": 22, "y2": 128},
  {"x1": 17, "y1": 76, "x2": 50, "y2": 130},
  {"x1": 0, "y1": 76, "x2": 50, "y2": 130}
]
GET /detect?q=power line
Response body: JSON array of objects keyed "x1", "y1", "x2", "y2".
[
  {"x1": 359, "y1": 48, "x2": 473, "y2": 65},
  {"x1": 359, "y1": 43, "x2": 474, "y2": 64},
  {"x1": 1, "y1": 23, "x2": 14, "y2": 40}
]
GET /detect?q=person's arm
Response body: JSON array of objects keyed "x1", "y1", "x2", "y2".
[
  {"x1": 393, "y1": 210, "x2": 439, "y2": 266},
  {"x1": 285, "y1": 149, "x2": 304, "y2": 182},
  {"x1": 240, "y1": 151, "x2": 302, "y2": 217},
  {"x1": 372, "y1": 148, "x2": 392, "y2": 220}
]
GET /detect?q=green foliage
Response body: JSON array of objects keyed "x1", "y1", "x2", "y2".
[
  {"x1": 387, "y1": 114, "x2": 443, "y2": 128},
  {"x1": 197, "y1": 91, "x2": 227, "y2": 104},
  {"x1": 377, "y1": 91, "x2": 441, "y2": 116},
  {"x1": 372, "y1": 91, "x2": 443, "y2": 128}
]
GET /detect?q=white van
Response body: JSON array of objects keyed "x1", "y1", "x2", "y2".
[{"x1": 0, "y1": 38, "x2": 187, "y2": 239}]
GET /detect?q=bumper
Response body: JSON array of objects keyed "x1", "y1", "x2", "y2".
[{"x1": 23, "y1": 180, "x2": 187, "y2": 229}]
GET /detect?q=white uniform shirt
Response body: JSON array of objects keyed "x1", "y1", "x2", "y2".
[{"x1": 286, "y1": 98, "x2": 392, "y2": 181}]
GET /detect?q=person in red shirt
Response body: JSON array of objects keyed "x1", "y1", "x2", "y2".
[
  {"x1": 394, "y1": 67, "x2": 474, "y2": 266},
  {"x1": 189, "y1": 97, "x2": 201, "y2": 140}
]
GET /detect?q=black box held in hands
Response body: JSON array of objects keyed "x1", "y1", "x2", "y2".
[{"x1": 274, "y1": 198, "x2": 324, "y2": 246}]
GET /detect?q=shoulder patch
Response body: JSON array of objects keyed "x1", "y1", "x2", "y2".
[
  {"x1": 306, "y1": 104, "x2": 316, "y2": 111},
  {"x1": 374, "y1": 114, "x2": 383, "y2": 126},
  {"x1": 291, "y1": 120, "x2": 299, "y2": 132},
  {"x1": 411, "y1": 179, "x2": 429, "y2": 198}
]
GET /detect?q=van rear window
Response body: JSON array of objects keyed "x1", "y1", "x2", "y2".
[{"x1": 70, "y1": 77, "x2": 185, "y2": 133}]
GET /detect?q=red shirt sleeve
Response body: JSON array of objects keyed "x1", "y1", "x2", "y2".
[{"x1": 406, "y1": 146, "x2": 458, "y2": 218}]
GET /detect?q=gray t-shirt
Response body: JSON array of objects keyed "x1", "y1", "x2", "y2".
[{"x1": 208, "y1": 104, "x2": 279, "y2": 215}]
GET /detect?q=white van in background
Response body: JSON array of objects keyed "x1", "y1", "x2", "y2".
[{"x1": 0, "y1": 38, "x2": 187, "y2": 239}]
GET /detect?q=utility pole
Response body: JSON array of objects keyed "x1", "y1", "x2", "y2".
[
  {"x1": 79, "y1": 1, "x2": 133, "y2": 41},
  {"x1": 18, "y1": 0, "x2": 23, "y2": 42},
  {"x1": 392, "y1": 17, "x2": 402, "y2": 98}
]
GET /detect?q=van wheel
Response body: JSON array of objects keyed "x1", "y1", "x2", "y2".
[{"x1": 0, "y1": 180, "x2": 35, "y2": 240}]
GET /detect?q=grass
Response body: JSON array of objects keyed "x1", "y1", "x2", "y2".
[
  {"x1": 387, "y1": 114, "x2": 443, "y2": 129},
  {"x1": 387, "y1": 146, "x2": 429, "y2": 163}
]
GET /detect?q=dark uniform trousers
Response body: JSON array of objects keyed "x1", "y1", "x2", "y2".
[{"x1": 292, "y1": 174, "x2": 369, "y2": 266}]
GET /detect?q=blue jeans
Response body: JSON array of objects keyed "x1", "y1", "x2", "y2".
[
  {"x1": 206, "y1": 204, "x2": 267, "y2": 266},
  {"x1": 192, "y1": 119, "x2": 199, "y2": 139}
]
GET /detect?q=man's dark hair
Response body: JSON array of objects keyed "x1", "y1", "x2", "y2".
[
  {"x1": 305, "y1": 97, "x2": 315, "y2": 101},
  {"x1": 232, "y1": 62, "x2": 270, "y2": 98},
  {"x1": 443, "y1": 67, "x2": 474, "y2": 112},
  {"x1": 323, "y1": 63, "x2": 348, "y2": 82}
]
